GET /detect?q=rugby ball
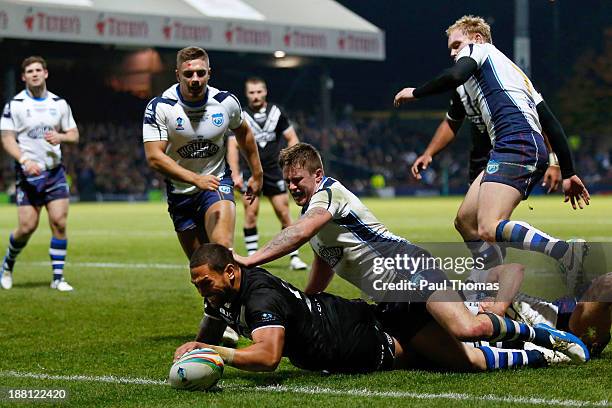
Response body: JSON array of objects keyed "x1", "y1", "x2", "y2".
[{"x1": 169, "y1": 348, "x2": 224, "y2": 391}]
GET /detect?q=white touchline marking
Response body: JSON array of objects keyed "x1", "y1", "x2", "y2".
[
  {"x1": 0, "y1": 371, "x2": 609, "y2": 407},
  {"x1": 22, "y1": 261, "x2": 186, "y2": 270}
]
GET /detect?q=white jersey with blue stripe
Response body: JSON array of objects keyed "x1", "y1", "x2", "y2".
[
  {"x1": 142, "y1": 84, "x2": 243, "y2": 194},
  {"x1": 1, "y1": 89, "x2": 76, "y2": 170},
  {"x1": 456, "y1": 43, "x2": 543, "y2": 145},
  {"x1": 304, "y1": 177, "x2": 409, "y2": 298}
]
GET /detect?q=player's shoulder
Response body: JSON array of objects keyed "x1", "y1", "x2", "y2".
[
  {"x1": 208, "y1": 86, "x2": 241, "y2": 108},
  {"x1": 146, "y1": 86, "x2": 179, "y2": 110},
  {"x1": 242, "y1": 267, "x2": 287, "y2": 299},
  {"x1": 6, "y1": 90, "x2": 28, "y2": 105}
]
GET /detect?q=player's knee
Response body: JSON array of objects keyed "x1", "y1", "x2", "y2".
[
  {"x1": 51, "y1": 221, "x2": 66, "y2": 236},
  {"x1": 18, "y1": 220, "x2": 39, "y2": 236}
]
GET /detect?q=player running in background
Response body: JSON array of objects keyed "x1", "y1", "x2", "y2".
[
  {"x1": 175, "y1": 244, "x2": 587, "y2": 373},
  {"x1": 0, "y1": 56, "x2": 79, "y2": 291},
  {"x1": 233, "y1": 143, "x2": 590, "y2": 370},
  {"x1": 394, "y1": 15, "x2": 590, "y2": 292},
  {"x1": 227, "y1": 77, "x2": 307, "y2": 271},
  {"x1": 143, "y1": 46, "x2": 262, "y2": 259},
  {"x1": 143, "y1": 47, "x2": 262, "y2": 346}
]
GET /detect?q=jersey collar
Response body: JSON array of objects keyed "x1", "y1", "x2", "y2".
[
  {"x1": 25, "y1": 89, "x2": 48, "y2": 101},
  {"x1": 175, "y1": 84, "x2": 208, "y2": 108}
]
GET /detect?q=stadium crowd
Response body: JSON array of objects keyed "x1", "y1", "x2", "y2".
[{"x1": 1, "y1": 116, "x2": 610, "y2": 199}]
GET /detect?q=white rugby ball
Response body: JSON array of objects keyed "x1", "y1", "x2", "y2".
[{"x1": 169, "y1": 348, "x2": 224, "y2": 391}]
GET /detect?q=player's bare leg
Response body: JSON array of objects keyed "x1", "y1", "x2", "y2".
[
  {"x1": 1, "y1": 205, "x2": 41, "y2": 290},
  {"x1": 46, "y1": 198, "x2": 68, "y2": 239},
  {"x1": 455, "y1": 173, "x2": 506, "y2": 268},
  {"x1": 454, "y1": 171, "x2": 482, "y2": 241},
  {"x1": 241, "y1": 194, "x2": 260, "y2": 255},
  {"x1": 478, "y1": 181, "x2": 586, "y2": 292},
  {"x1": 476, "y1": 182, "x2": 520, "y2": 243},
  {"x1": 269, "y1": 193, "x2": 307, "y2": 270},
  {"x1": 569, "y1": 273, "x2": 612, "y2": 357},
  {"x1": 176, "y1": 227, "x2": 208, "y2": 259},
  {"x1": 204, "y1": 200, "x2": 236, "y2": 249},
  {"x1": 46, "y1": 198, "x2": 72, "y2": 291}
]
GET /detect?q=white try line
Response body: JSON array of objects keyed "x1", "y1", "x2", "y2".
[{"x1": 0, "y1": 371, "x2": 609, "y2": 407}]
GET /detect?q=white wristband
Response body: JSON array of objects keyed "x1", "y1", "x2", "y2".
[{"x1": 548, "y1": 152, "x2": 559, "y2": 167}]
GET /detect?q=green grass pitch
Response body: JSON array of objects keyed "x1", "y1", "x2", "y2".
[{"x1": 0, "y1": 196, "x2": 611, "y2": 407}]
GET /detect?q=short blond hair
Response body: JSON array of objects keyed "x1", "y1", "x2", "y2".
[
  {"x1": 279, "y1": 143, "x2": 323, "y2": 174},
  {"x1": 446, "y1": 15, "x2": 492, "y2": 44}
]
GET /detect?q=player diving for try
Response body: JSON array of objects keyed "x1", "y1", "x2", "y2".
[{"x1": 175, "y1": 244, "x2": 589, "y2": 374}]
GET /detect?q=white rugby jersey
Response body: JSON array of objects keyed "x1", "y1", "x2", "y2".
[
  {"x1": 1, "y1": 90, "x2": 76, "y2": 170},
  {"x1": 142, "y1": 84, "x2": 243, "y2": 194},
  {"x1": 456, "y1": 43, "x2": 543, "y2": 144},
  {"x1": 304, "y1": 177, "x2": 410, "y2": 298}
]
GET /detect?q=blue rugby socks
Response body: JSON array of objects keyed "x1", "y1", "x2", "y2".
[
  {"x1": 496, "y1": 220, "x2": 569, "y2": 260},
  {"x1": 49, "y1": 237, "x2": 67, "y2": 281},
  {"x1": 3, "y1": 233, "x2": 28, "y2": 272}
]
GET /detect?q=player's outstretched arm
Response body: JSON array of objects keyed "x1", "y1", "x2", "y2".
[
  {"x1": 412, "y1": 118, "x2": 461, "y2": 180},
  {"x1": 235, "y1": 207, "x2": 332, "y2": 268},
  {"x1": 304, "y1": 253, "x2": 335, "y2": 295},
  {"x1": 233, "y1": 120, "x2": 263, "y2": 202},
  {"x1": 176, "y1": 327, "x2": 285, "y2": 372},
  {"x1": 144, "y1": 140, "x2": 220, "y2": 191},
  {"x1": 394, "y1": 57, "x2": 477, "y2": 106},
  {"x1": 225, "y1": 136, "x2": 244, "y2": 191}
]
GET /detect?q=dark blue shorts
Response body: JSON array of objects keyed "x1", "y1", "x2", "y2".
[
  {"x1": 166, "y1": 176, "x2": 235, "y2": 232},
  {"x1": 16, "y1": 165, "x2": 70, "y2": 207},
  {"x1": 481, "y1": 132, "x2": 548, "y2": 199}
]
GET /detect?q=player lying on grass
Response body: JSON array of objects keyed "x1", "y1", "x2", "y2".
[
  {"x1": 175, "y1": 244, "x2": 588, "y2": 373},
  {"x1": 230, "y1": 143, "x2": 590, "y2": 369},
  {"x1": 465, "y1": 269, "x2": 612, "y2": 358}
]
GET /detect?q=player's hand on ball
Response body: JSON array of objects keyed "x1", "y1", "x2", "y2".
[
  {"x1": 411, "y1": 154, "x2": 433, "y2": 180},
  {"x1": 44, "y1": 130, "x2": 62, "y2": 145},
  {"x1": 22, "y1": 159, "x2": 42, "y2": 176},
  {"x1": 393, "y1": 87, "x2": 417, "y2": 107},
  {"x1": 563, "y1": 175, "x2": 590, "y2": 210},
  {"x1": 542, "y1": 165, "x2": 561, "y2": 193},
  {"x1": 174, "y1": 341, "x2": 206, "y2": 362},
  {"x1": 195, "y1": 175, "x2": 221, "y2": 191}
]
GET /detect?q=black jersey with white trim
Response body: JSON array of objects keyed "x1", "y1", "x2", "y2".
[
  {"x1": 204, "y1": 267, "x2": 387, "y2": 372},
  {"x1": 240, "y1": 103, "x2": 291, "y2": 169}
]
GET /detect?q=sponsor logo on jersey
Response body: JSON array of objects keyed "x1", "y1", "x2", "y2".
[
  {"x1": 219, "y1": 185, "x2": 231, "y2": 195},
  {"x1": 259, "y1": 312, "x2": 277, "y2": 323},
  {"x1": 175, "y1": 117, "x2": 185, "y2": 130},
  {"x1": 319, "y1": 246, "x2": 343, "y2": 268},
  {"x1": 486, "y1": 160, "x2": 499, "y2": 174},
  {"x1": 176, "y1": 140, "x2": 219, "y2": 159},
  {"x1": 211, "y1": 113, "x2": 224, "y2": 127},
  {"x1": 27, "y1": 125, "x2": 54, "y2": 139},
  {"x1": 49, "y1": 108, "x2": 57, "y2": 116}
]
